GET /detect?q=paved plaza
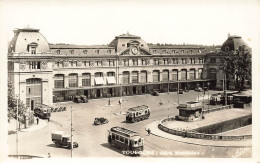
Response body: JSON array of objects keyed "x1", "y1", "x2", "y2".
[{"x1": 8, "y1": 90, "x2": 252, "y2": 158}]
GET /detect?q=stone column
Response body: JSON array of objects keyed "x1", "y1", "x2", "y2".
[
  {"x1": 78, "y1": 75, "x2": 82, "y2": 87},
  {"x1": 91, "y1": 74, "x2": 95, "y2": 86},
  {"x1": 64, "y1": 75, "x2": 69, "y2": 88}
]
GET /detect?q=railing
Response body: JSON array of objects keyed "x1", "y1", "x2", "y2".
[
  {"x1": 158, "y1": 113, "x2": 252, "y2": 141},
  {"x1": 202, "y1": 104, "x2": 233, "y2": 114}
]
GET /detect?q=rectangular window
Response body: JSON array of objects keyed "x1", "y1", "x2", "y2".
[
  {"x1": 54, "y1": 75, "x2": 64, "y2": 88},
  {"x1": 153, "y1": 71, "x2": 159, "y2": 82},
  {"x1": 83, "y1": 50, "x2": 87, "y2": 54},
  {"x1": 31, "y1": 47, "x2": 36, "y2": 54},
  {"x1": 96, "y1": 50, "x2": 99, "y2": 54},
  {"x1": 28, "y1": 61, "x2": 41, "y2": 69},
  {"x1": 57, "y1": 50, "x2": 60, "y2": 54},
  {"x1": 172, "y1": 71, "x2": 178, "y2": 81},
  {"x1": 71, "y1": 50, "x2": 74, "y2": 54}
]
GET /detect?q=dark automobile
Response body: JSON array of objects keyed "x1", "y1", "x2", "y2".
[
  {"x1": 195, "y1": 87, "x2": 204, "y2": 92},
  {"x1": 80, "y1": 95, "x2": 88, "y2": 103},
  {"x1": 94, "y1": 117, "x2": 109, "y2": 125},
  {"x1": 177, "y1": 89, "x2": 184, "y2": 94},
  {"x1": 151, "y1": 91, "x2": 159, "y2": 96},
  {"x1": 73, "y1": 95, "x2": 83, "y2": 103}
]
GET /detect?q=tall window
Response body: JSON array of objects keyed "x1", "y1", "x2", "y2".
[
  {"x1": 123, "y1": 71, "x2": 129, "y2": 84},
  {"x1": 107, "y1": 72, "x2": 115, "y2": 76},
  {"x1": 123, "y1": 59, "x2": 129, "y2": 66},
  {"x1": 82, "y1": 73, "x2": 91, "y2": 86},
  {"x1": 132, "y1": 71, "x2": 138, "y2": 83},
  {"x1": 54, "y1": 74, "x2": 64, "y2": 88},
  {"x1": 28, "y1": 61, "x2": 41, "y2": 69},
  {"x1": 71, "y1": 50, "x2": 74, "y2": 54},
  {"x1": 189, "y1": 69, "x2": 195, "y2": 80},
  {"x1": 172, "y1": 70, "x2": 178, "y2": 81},
  {"x1": 181, "y1": 69, "x2": 187, "y2": 80},
  {"x1": 210, "y1": 68, "x2": 217, "y2": 79},
  {"x1": 83, "y1": 50, "x2": 87, "y2": 54},
  {"x1": 198, "y1": 68, "x2": 203, "y2": 79},
  {"x1": 153, "y1": 70, "x2": 160, "y2": 82},
  {"x1": 69, "y1": 73, "x2": 78, "y2": 87},
  {"x1": 140, "y1": 71, "x2": 147, "y2": 83},
  {"x1": 162, "y1": 70, "x2": 169, "y2": 82},
  {"x1": 57, "y1": 50, "x2": 60, "y2": 54},
  {"x1": 132, "y1": 59, "x2": 138, "y2": 66}
]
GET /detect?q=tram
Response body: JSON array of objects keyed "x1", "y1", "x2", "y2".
[
  {"x1": 108, "y1": 126, "x2": 144, "y2": 155},
  {"x1": 34, "y1": 103, "x2": 52, "y2": 119},
  {"x1": 126, "y1": 105, "x2": 150, "y2": 123},
  {"x1": 210, "y1": 91, "x2": 238, "y2": 105}
]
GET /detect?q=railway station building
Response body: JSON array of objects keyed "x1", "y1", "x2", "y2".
[{"x1": 8, "y1": 27, "x2": 250, "y2": 109}]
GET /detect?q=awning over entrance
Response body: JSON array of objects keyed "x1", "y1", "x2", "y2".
[
  {"x1": 95, "y1": 77, "x2": 104, "y2": 85},
  {"x1": 107, "y1": 76, "x2": 116, "y2": 84}
]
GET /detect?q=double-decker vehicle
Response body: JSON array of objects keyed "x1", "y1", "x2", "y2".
[
  {"x1": 108, "y1": 126, "x2": 144, "y2": 155},
  {"x1": 34, "y1": 103, "x2": 52, "y2": 119},
  {"x1": 126, "y1": 105, "x2": 150, "y2": 123}
]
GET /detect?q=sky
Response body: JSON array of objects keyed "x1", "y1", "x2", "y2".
[{"x1": 1, "y1": 0, "x2": 259, "y2": 47}]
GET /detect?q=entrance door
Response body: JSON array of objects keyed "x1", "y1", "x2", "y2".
[
  {"x1": 133, "y1": 87, "x2": 137, "y2": 94},
  {"x1": 142, "y1": 86, "x2": 145, "y2": 93},
  {"x1": 97, "y1": 89, "x2": 101, "y2": 97},
  {"x1": 109, "y1": 88, "x2": 113, "y2": 96},
  {"x1": 84, "y1": 90, "x2": 88, "y2": 97}
]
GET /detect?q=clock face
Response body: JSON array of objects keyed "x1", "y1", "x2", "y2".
[{"x1": 131, "y1": 47, "x2": 138, "y2": 54}]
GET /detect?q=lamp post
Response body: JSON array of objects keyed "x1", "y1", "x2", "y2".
[
  {"x1": 207, "y1": 82, "x2": 210, "y2": 112},
  {"x1": 70, "y1": 106, "x2": 73, "y2": 158},
  {"x1": 177, "y1": 80, "x2": 180, "y2": 105},
  {"x1": 108, "y1": 84, "x2": 111, "y2": 106},
  {"x1": 16, "y1": 95, "x2": 19, "y2": 155}
]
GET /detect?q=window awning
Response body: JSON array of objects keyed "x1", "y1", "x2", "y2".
[
  {"x1": 95, "y1": 77, "x2": 104, "y2": 85},
  {"x1": 107, "y1": 76, "x2": 116, "y2": 84}
]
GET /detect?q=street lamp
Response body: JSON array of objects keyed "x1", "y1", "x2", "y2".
[
  {"x1": 207, "y1": 82, "x2": 210, "y2": 112},
  {"x1": 16, "y1": 95, "x2": 19, "y2": 155},
  {"x1": 70, "y1": 106, "x2": 73, "y2": 158},
  {"x1": 177, "y1": 80, "x2": 180, "y2": 105}
]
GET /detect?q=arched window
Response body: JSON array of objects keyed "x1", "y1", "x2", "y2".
[
  {"x1": 210, "y1": 68, "x2": 217, "y2": 79},
  {"x1": 153, "y1": 70, "x2": 160, "y2": 82},
  {"x1": 82, "y1": 73, "x2": 91, "y2": 86},
  {"x1": 123, "y1": 71, "x2": 130, "y2": 84},
  {"x1": 198, "y1": 68, "x2": 203, "y2": 79},
  {"x1": 140, "y1": 71, "x2": 147, "y2": 83},
  {"x1": 54, "y1": 74, "x2": 64, "y2": 88},
  {"x1": 162, "y1": 70, "x2": 169, "y2": 82},
  {"x1": 172, "y1": 69, "x2": 178, "y2": 81},
  {"x1": 189, "y1": 69, "x2": 195, "y2": 80},
  {"x1": 181, "y1": 69, "x2": 187, "y2": 80},
  {"x1": 132, "y1": 71, "x2": 138, "y2": 83},
  {"x1": 69, "y1": 73, "x2": 78, "y2": 87}
]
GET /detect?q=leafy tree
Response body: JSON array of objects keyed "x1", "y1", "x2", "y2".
[
  {"x1": 8, "y1": 79, "x2": 26, "y2": 120},
  {"x1": 220, "y1": 46, "x2": 252, "y2": 92}
]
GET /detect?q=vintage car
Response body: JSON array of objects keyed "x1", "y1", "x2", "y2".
[
  {"x1": 73, "y1": 95, "x2": 83, "y2": 103},
  {"x1": 94, "y1": 117, "x2": 109, "y2": 125},
  {"x1": 80, "y1": 95, "x2": 88, "y2": 103},
  {"x1": 177, "y1": 89, "x2": 184, "y2": 94},
  {"x1": 151, "y1": 91, "x2": 159, "y2": 96},
  {"x1": 195, "y1": 87, "x2": 204, "y2": 92}
]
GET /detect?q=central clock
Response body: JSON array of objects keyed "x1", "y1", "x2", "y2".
[{"x1": 131, "y1": 47, "x2": 138, "y2": 55}]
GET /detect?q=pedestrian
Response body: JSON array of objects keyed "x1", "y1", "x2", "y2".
[
  {"x1": 47, "y1": 117, "x2": 50, "y2": 122},
  {"x1": 36, "y1": 117, "x2": 39, "y2": 125},
  {"x1": 118, "y1": 100, "x2": 121, "y2": 105},
  {"x1": 48, "y1": 153, "x2": 51, "y2": 158},
  {"x1": 148, "y1": 128, "x2": 151, "y2": 135}
]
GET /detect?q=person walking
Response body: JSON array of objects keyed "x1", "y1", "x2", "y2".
[
  {"x1": 47, "y1": 153, "x2": 51, "y2": 158},
  {"x1": 36, "y1": 117, "x2": 39, "y2": 125},
  {"x1": 47, "y1": 117, "x2": 50, "y2": 122},
  {"x1": 148, "y1": 128, "x2": 151, "y2": 135}
]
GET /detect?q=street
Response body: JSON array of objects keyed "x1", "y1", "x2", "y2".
[{"x1": 8, "y1": 90, "x2": 252, "y2": 158}]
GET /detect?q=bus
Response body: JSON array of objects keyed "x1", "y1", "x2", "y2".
[
  {"x1": 126, "y1": 105, "x2": 150, "y2": 123},
  {"x1": 108, "y1": 126, "x2": 144, "y2": 155},
  {"x1": 34, "y1": 103, "x2": 52, "y2": 119}
]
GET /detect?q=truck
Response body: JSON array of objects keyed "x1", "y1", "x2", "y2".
[{"x1": 51, "y1": 131, "x2": 79, "y2": 149}]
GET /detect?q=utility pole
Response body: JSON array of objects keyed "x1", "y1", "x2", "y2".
[
  {"x1": 16, "y1": 95, "x2": 19, "y2": 155},
  {"x1": 177, "y1": 81, "x2": 180, "y2": 105},
  {"x1": 224, "y1": 73, "x2": 227, "y2": 106},
  {"x1": 70, "y1": 106, "x2": 73, "y2": 158},
  {"x1": 207, "y1": 82, "x2": 210, "y2": 112}
]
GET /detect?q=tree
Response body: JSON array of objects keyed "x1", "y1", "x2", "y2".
[
  {"x1": 220, "y1": 46, "x2": 252, "y2": 92},
  {"x1": 8, "y1": 79, "x2": 26, "y2": 120}
]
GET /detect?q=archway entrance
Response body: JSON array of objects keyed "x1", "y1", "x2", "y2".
[{"x1": 26, "y1": 78, "x2": 42, "y2": 111}]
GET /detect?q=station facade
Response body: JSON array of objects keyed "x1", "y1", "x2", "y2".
[{"x1": 8, "y1": 28, "x2": 250, "y2": 109}]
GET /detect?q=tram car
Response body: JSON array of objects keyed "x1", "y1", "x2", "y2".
[
  {"x1": 108, "y1": 126, "x2": 144, "y2": 155},
  {"x1": 34, "y1": 103, "x2": 52, "y2": 119},
  {"x1": 126, "y1": 105, "x2": 150, "y2": 123},
  {"x1": 210, "y1": 91, "x2": 238, "y2": 105}
]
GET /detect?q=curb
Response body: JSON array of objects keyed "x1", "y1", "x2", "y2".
[{"x1": 146, "y1": 121, "x2": 252, "y2": 148}]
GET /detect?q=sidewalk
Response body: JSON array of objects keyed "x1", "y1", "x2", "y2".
[
  {"x1": 8, "y1": 118, "x2": 48, "y2": 132},
  {"x1": 145, "y1": 121, "x2": 252, "y2": 148}
]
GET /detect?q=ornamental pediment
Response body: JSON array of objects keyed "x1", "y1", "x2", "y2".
[{"x1": 119, "y1": 47, "x2": 152, "y2": 56}]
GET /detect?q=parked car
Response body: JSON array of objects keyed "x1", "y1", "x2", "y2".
[
  {"x1": 73, "y1": 95, "x2": 83, "y2": 103},
  {"x1": 80, "y1": 95, "x2": 88, "y2": 103},
  {"x1": 195, "y1": 87, "x2": 204, "y2": 92},
  {"x1": 94, "y1": 117, "x2": 109, "y2": 125},
  {"x1": 177, "y1": 89, "x2": 184, "y2": 94},
  {"x1": 151, "y1": 91, "x2": 159, "y2": 96}
]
